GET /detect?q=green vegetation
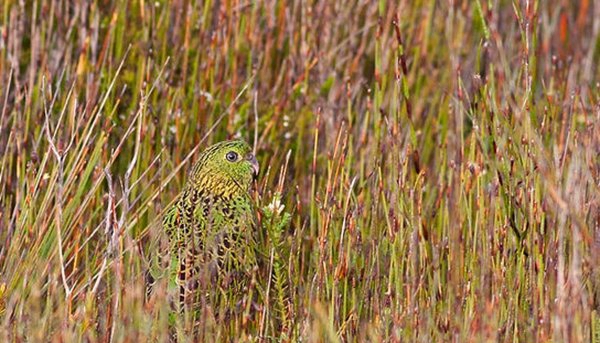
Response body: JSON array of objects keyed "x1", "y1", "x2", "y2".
[{"x1": 0, "y1": 1, "x2": 598, "y2": 342}]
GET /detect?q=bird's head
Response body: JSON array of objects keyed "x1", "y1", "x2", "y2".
[{"x1": 189, "y1": 140, "x2": 259, "y2": 196}]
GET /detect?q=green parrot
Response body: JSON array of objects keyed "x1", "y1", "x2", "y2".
[{"x1": 147, "y1": 140, "x2": 260, "y2": 310}]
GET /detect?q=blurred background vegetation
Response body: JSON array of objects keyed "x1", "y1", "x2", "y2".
[{"x1": 0, "y1": 0, "x2": 598, "y2": 341}]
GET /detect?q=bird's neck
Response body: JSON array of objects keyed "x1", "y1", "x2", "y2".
[{"x1": 194, "y1": 173, "x2": 247, "y2": 200}]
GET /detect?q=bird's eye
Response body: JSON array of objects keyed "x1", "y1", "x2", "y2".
[{"x1": 226, "y1": 151, "x2": 238, "y2": 162}]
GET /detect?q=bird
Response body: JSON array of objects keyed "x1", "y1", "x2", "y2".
[{"x1": 146, "y1": 140, "x2": 260, "y2": 311}]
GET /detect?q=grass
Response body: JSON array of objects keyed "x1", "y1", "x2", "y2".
[{"x1": 0, "y1": 0, "x2": 598, "y2": 341}]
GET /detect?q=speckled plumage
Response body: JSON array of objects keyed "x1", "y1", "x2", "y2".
[{"x1": 148, "y1": 140, "x2": 259, "y2": 307}]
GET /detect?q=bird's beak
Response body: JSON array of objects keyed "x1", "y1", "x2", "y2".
[{"x1": 248, "y1": 154, "x2": 259, "y2": 177}]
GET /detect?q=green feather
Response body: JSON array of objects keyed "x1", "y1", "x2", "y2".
[{"x1": 148, "y1": 140, "x2": 259, "y2": 308}]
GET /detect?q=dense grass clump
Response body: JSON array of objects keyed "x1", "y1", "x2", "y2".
[{"x1": 0, "y1": 1, "x2": 598, "y2": 342}]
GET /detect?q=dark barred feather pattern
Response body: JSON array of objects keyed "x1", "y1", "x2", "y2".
[{"x1": 147, "y1": 140, "x2": 259, "y2": 310}]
